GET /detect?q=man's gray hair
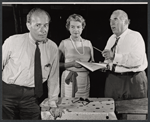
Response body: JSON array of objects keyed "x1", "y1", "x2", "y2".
[
  {"x1": 26, "y1": 8, "x2": 51, "y2": 23},
  {"x1": 113, "y1": 9, "x2": 130, "y2": 25}
]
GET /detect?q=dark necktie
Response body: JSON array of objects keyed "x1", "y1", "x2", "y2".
[
  {"x1": 111, "y1": 37, "x2": 120, "y2": 53},
  {"x1": 34, "y1": 42, "x2": 43, "y2": 98}
]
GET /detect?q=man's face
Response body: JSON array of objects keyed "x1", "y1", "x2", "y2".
[
  {"x1": 28, "y1": 12, "x2": 49, "y2": 42},
  {"x1": 69, "y1": 21, "x2": 83, "y2": 38},
  {"x1": 110, "y1": 13, "x2": 125, "y2": 36}
]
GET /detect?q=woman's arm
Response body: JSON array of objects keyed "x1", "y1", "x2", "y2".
[{"x1": 59, "y1": 50, "x2": 83, "y2": 70}]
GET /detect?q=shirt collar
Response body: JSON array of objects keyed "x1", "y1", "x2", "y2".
[
  {"x1": 28, "y1": 33, "x2": 36, "y2": 45},
  {"x1": 28, "y1": 33, "x2": 48, "y2": 45},
  {"x1": 114, "y1": 28, "x2": 129, "y2": 39}
]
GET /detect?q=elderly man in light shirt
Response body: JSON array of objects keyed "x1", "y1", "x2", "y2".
[
  {"x1": 2, "y1": 8, "x2": 62, "y2": 119},
  {"x1": 102, "y1": 9, "x2": 148, "y2": 100}
]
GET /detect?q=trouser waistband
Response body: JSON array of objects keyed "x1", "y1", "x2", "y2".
[
  {"x1": 2, "y1": 81, "x2": 35, "y2": 90},
  {"x1": 108, "y1": 71, "x2": 141, "y2": 76}
]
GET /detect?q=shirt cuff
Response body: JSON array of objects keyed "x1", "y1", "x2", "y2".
[
  {"x1": 104, "y1": 59, "x2": 112, "y2": 64},
  {"x1": 113, "y1": 53, "x2": 122, "y2": 64}
]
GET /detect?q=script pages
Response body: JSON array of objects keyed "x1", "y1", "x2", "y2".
[{"x1": 76, "y1": 60, "x2": 107, "y2": 72}]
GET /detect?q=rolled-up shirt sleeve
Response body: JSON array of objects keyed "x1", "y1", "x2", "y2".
[
  {"x1": 2, "y1": 37, "x2": 12, "y2": 70},
  {"x1": 47, "y1": 48, "x2": 60, "y2": 107}
]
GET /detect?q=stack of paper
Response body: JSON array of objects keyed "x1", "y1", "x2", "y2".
[{"x1": 76, "y1": 61, "x2": 107, "y2": 72}]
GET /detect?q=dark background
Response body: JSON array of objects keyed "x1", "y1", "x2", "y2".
[{"x1": 2, "y1": 4, "x2": 148, "y2": 98}]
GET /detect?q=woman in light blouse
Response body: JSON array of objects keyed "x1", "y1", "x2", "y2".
[{"x1": 59, "y1": 14, "x2": 94, "y2": 98}]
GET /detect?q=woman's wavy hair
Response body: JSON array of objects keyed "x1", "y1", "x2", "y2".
[{"x1": 66, "y1": 14, "x2": 86, "y2": 30}]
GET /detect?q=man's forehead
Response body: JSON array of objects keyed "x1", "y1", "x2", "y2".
[
  {"x1": 110, "y1": 13, "x2": 120, "y2": 19},
  {"x1": 33, "y1": 11, "x2": 45, "y2": 16},
  {"x1": 31, "y1": 13, "x2": 49, "y2": 23},
  {"x1": 32, "y1": 12, "x2": 47, "y2": 18}
]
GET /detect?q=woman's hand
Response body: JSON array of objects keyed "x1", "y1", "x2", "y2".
[
  {"x1": 74, "y1": 62, "x2": 82, "y2": 68},
  {"x1": 72, "y1": 60, "x2": 82, "y2": 68}
]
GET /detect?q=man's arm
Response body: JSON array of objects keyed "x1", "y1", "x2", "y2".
[
  {"x1": 47, "y1": 47, "x2": 64, "y2": 119},
  {"x1": 2, "y1": 37, "x2": 12, "y2": 70},
  {"x1": 47, "y1": 48, "x2": 59, "y2": 107}
]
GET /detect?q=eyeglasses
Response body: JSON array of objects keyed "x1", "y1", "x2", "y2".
[{"x1": 72, "y1": 97, "x2": 92, "y2": 106}]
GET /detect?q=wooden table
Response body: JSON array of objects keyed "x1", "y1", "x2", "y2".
[{"x1": 115, "y1": 98, "x2": 148, "y2": 120}]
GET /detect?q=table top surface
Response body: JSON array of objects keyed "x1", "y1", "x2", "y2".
[
  {"x1": 41, "y1": 97, "x2": 115, "y2": 113},
  {"x1": 115, "y1": 98, "x2": 148, "y2": 114}
]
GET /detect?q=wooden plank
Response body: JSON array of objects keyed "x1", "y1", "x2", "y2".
[
  {"x1": 127, "y1": 114, "x2": 147, "y2": 120},
  {"x1": 115, "y1": 98, "x2": 148, "y2": 114}
]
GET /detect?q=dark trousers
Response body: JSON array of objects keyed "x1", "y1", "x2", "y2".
[
  {"x1": 2, "y1": 81, "x2": 41, "y2": 120},
  {"x1": 104, "y1": 71, "x2": 148, "y2": 100}
]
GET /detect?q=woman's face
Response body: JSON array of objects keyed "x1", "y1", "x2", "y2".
[{"x1": 69, "y1": 21, "x2": 83, "y2": 38}]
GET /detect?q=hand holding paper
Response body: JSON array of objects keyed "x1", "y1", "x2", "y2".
[
  {"x1": 72, "y1": 60, "x2": 82, "y2": 68},
  {"x1": 74, "y1": 61, "x2": 82, "y2": 68}
]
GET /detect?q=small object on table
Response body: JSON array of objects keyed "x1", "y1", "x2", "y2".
[{"x1": 106, "y1": 113, "x2": 109, "y2": 119}]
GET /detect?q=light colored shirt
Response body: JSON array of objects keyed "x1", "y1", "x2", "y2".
[
  {"x1": 2, "y1": 33, "x2": 59, "y2": 107},
  {"x1": 104, "y1": 28, "x2": 148, "y2": 72}
]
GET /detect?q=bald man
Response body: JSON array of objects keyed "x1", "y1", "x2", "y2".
[{"x1": 102, "y1": 10, "x2": 148, "y2": 100}]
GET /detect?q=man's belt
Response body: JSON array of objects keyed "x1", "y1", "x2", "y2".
[{"x1": 109, "y1": 71, "x2": 140, "y2": 76}]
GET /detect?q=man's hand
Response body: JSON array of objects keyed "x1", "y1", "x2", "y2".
[
  {"x1": 98, "y1": 62, "x2": 112, "y2": 72},
  {"x1": 102, "y1": 49, "x2": 114, "y2": 60},
  {"x1": 99, "y1": 68, "x2": 107, "y2": 72},
  {"x1": 49, "y1": 107, "x2": 64, "y2": 119}
]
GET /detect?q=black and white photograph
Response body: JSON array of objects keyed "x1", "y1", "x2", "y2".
[{"x1": 2, "y1": 2, "x2": 148, "y2": 120}]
